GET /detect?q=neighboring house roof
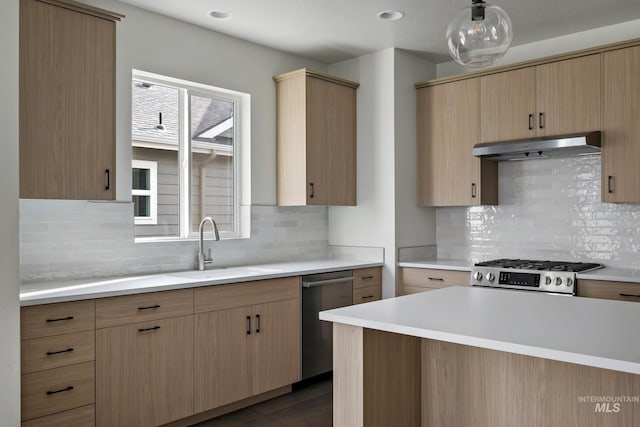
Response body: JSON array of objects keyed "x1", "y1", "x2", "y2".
[{"x1": 131, "y1": 79, "x2": 234, "y2": 147}]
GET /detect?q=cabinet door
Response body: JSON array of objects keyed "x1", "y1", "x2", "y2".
[
  {"x1": 251, "y1": 299, "x2": 301, "y2": 395},
  {"x1": 306, "y1": 76, "x2": 357, "y2": 206},
  {"x1": 96, "y1": 316, "x2": 194, "y2": 427},
  {"x1": 480, "y1": 67, "x2": 536, "y2": 143},
  {"x1": 602, "y1": 46, "x2": 640, "y2": 203},
  {"x1": 20, "y1": 0, "x2": 115, "y2": 200},
  {"x1": 194, "y1": 306, "x2": 252, "y2": 412},
  {"x1": 417, "y1": 79, "x2": 491, "y2": 206},
  {"x1": 536, "y1": 54, "x2": 601, "y2": 136}
]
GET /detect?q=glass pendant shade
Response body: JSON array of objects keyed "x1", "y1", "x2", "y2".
[{"x1": 446, "y1": 1, "x2": 513, "y2": 68}]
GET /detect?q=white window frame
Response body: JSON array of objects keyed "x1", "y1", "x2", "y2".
[
  {"x1": 132, "y1": 69, "x2": 251, "y2": 241},
  {"x1": 132, "y1": 159, "x2": 158, "y2": 225}
]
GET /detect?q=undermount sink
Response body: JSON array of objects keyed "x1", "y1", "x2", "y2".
[{"x1": 167, "y1": 266, "x2": 281, "y2": 281}]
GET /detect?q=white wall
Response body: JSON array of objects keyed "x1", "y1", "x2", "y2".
[
  {"x1": 87, "y1": 0, "x2": 326, "y2": 205},
  {"x1": 0, "y1": 0, "x2": 21, "y2": 424},
  {"x1": 437, "y1": 19, "x2": 640, "y2": 77},
  {"x1": 328, "y1": 49, "x2": 438, "y2": 297},
  {"x1": 393, "y1": 50, "x2": 437, "y2": 248},
  {"x1": 328, "y1": 49, "x2": 397, "y2": 297}
]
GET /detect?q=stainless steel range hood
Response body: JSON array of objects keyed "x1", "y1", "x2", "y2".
[{"x1": 473, "y1": 131, "x2": 601, "y2": 161}]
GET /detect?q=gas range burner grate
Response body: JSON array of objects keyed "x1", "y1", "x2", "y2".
[{"x1": 475, "y1": 259, "x2": 604, "y2": 273}]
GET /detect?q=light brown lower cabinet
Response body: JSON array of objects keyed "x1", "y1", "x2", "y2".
[
  {"x1": 194, "y1": 297, "x2": 300, "y2": 413},
  {"x1": 96, "y1": 315, "x2": 194, "y2": 427},
  {"x1": 399, "y1": 267, "x2": 470, "y2": 295},
  {"x1": 577, "y1": 279, "x2": 640, "y2": 302},
  {"x1": 21, "y1": 405, "x2": 95, "y2": 427}
]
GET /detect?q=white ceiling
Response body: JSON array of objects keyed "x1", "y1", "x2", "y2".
[{"x1": 119, "y1": 0, "x2": 640, "y2": 64}]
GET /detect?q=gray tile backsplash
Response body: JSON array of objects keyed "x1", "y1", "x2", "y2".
[
  {"x1": 20, "y1": 201, "x2": 328, "y2": 282},
  {"x1": 436, "y1": 155, "x2": 640, "y2": 268}
]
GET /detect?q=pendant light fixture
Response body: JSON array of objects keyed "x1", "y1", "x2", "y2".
[{"x1": 446, "y1": 0, "x2": 513, "y2": 68}]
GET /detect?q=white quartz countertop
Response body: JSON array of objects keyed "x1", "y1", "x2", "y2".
[
  {"x1": 20, "y1": 259, "x2": 383, "y2": 306},
  {"x1": 320, "y1": 286, "x2": 640, "y2": 375},
  {"x1": 397, "y1": 259, "x2": 640, "y2": 284}
]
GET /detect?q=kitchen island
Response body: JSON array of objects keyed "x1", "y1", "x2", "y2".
[{"x1": 320, "y1": 286, "x2": 640, "y2": 427}]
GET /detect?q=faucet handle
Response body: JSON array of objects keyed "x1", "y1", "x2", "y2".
[{"x1": 204, "y1": 247, "x2": 213, "y2": 264}]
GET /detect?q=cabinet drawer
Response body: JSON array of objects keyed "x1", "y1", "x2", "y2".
[
  {"x1": 577, "y1": 279, "x2": 640, "y2": 302},
  {"x1": 95, "y1": 288, "x2": 193, "y2": 328},
  {"x1": 22, "y1": 404, "x2": 94, "y2": 427},
  {"x1": 22, "y1": 361, "x2": 95, "y2": 421},
  {"x1": 195, "y1": 277, "x2": 299, "y2": 313},
  {"x1": 353, "y1": 267, "x2": 382, "y2": 289},
  {"x1": 353, "y1": 285, "x2": 382, "y2": 305},
  {"x1": 400, "y1": 268, "x2": 470, "y2": 291},
  {"x1": 22, "y1": 330, "x2": 94, "y2": 374},
  {"x1": 21, "y1": 300, "x2": 95, "y2": 340}
]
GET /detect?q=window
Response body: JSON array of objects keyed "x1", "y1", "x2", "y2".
[
  {"x1": 131, "y1": 70, "x2": 250, "y2": 240},
  {"x1": 132, "y1": 160, "x2": 157, "y2": 225}
]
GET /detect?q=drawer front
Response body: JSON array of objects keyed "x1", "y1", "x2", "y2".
[
  {"x1": 353, "y1": 284, "x2": 382, "y2": 305},
  {"x1": 22, "y1": 361, "x2": 95, "y2": 421},
  {"x1": 22, "y1": 405, "x2": 94, "y2": 427},
  {"x1": 400, "y1": 268, "x2": 470, "y2": 291},
  {"x1": 577, "y1": 279, "x2": 640, "y2": 302},
  {"x1": 195, "y1": 277, "x2": 299, "y2": 313},
  {"x1": 22, "y1": 330, "x2": 95, "y2": 374},
  {"x1": 353, "y1": 267, "x2": 382, "y2": 289},
  {"x1": 21, "y1": 300, "x2": 95, "y2": 340},
  {"x1": 95, "y1": 288, "x2": 193, "y2": 328}
]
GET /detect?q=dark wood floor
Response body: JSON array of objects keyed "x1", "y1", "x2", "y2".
[{"x1": 193, "y1": 378, "x2": 332, "y2": 427}]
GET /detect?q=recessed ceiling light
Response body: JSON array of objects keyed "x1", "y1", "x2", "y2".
[
  {"x1": 376, "y1": 10, "x2": 405, "y2": 21},
  {"x1": 209, "y1": 10, "x2": 232, "y2": 20}
]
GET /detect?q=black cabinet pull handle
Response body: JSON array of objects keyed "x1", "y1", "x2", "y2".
[
  {"x1": 46, "y1": 348, "x2": 74, "y2": 356},
  {"x1": 256, "y1": 314, "x2": 261, "y2": 333},
  {"x1": 138, "y1": 326, "x2": 160, "y2": 333},
  {"x1": 427, "y1": 277, "x2": 444, "y2": 281},
  {"x1": 539, "y1": 112, "x2": 545, "y2": 129},
  {"x1": 46, "y1": 316, "x2": 74, "y2": 323},
  {"x1": 46, "y1": 386, "x2": 74, "y2": 395},
  {"x1": 309, "y1": 182, "x2": 315, "y2": 199},
  {"x1": 471, "y1": 183, "x2": 477, "y2": 198},
  {"x1": 608, "y1": 175, "x2": 613, "y2": 194},
  {"x1": 619, "y1": 293, "x2": 640, "y2": 298},
  {"x1": 361, "y1": 275, "x2": 374, "y2": 280},
  {"x1": 528, "y1": 114, "x2": 534, "y2": 130},
  {"x1": 246, "y1": 316, "x2": 251, "y2": 335},
  {"x1": 362, "y1": 295, "x2": 374, "y2": 299},
  {"x1": 138, "y1": 304, "x2": 160, "y2": 311},
  {"x1": 105, "y1": 169, "x2": 110, "y2": 190}
]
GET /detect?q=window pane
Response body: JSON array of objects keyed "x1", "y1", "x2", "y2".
[
  {"x1": 133, "y1": 195, "x2": 151, "y2": 217},
  {"x1": 132, "y1": 168, "x2": 150, "y2": 190},
  {"x1": 131, "y1": 80, "x2": 180, "y2": 237},
  {"x1": 190, "y1": 94, "x2": 235, "y2": 233}
]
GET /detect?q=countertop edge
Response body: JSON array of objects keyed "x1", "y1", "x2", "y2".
[
  {"x1": 319, "y1": 306, "x2": 640, "y2": 376},
  {"x1": 20, "y1": 260, "x2": 384, "y2": 306}
]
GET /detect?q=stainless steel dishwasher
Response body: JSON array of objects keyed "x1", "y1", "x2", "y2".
[{"x1": 301, "y1": 270, "x2": 353, "y2": 380}]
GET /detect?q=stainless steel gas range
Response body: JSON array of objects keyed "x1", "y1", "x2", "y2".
[{"x1": 470, "y1": 259, "x2": 604, "y2": 295}]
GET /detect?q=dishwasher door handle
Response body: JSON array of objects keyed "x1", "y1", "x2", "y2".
[{"x1": 302, "y1": 277, "x2": 354, "y2": 288}]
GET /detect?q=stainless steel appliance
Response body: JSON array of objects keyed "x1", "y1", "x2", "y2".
[
  {"x1": 473, "y1": 131, "x2": 601, "y2": 161},
  {"x1": 301, "y1": 270, "x2": 353, "y2": 380},
  {"x1": 470, "y1": 259, "x2": 604, "y2": 295}
]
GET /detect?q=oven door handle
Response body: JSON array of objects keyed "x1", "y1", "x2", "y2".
[{"x1": 302, "y1": 277, "x2": 354, "y2": 288}]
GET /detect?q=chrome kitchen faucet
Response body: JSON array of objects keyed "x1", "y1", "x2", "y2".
[{"x1": 197, "y1": 217, "x2": 220, "y2": 270}]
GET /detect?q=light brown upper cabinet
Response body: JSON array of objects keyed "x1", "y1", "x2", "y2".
[
  {"x1": 417, "y1": 79, "x2": 498, "y2": 206},
  {"x1": 480, "y1": 54, "x2": 601, "y2": 143},
  {"x1": 602, "y1": 45, "x2": 640, "y2": 203},
  {"x1": 275, "y1": 69, "x2": 359, "y2": 206},
  {"x1": 20, "y1": 0, "x2": 123, "y2": 200}
]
